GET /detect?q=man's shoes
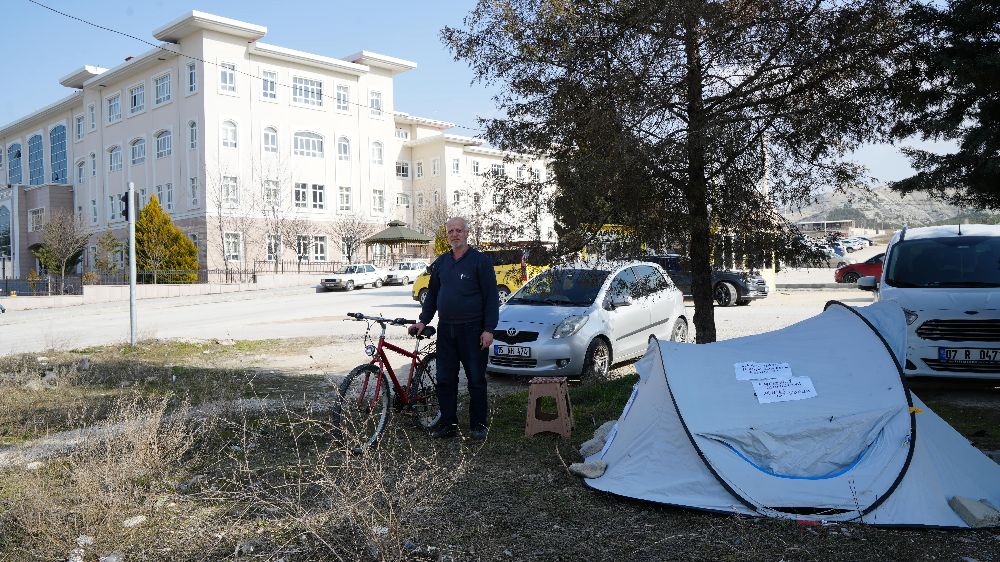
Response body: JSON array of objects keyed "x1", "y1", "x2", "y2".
[
  {"x1": 429, "y1": 423, "x2": 458, "y2": 439},
  {"x1": 469, "y1": 427, "x2": 489, "y2": 441}
]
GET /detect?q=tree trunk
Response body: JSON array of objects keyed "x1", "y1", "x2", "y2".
[{"x1": 684, "y1": 8, "x2": 717, "y2": 344}]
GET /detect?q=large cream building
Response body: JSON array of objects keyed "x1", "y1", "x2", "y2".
[{"x1": 0, "y1": 11, "x2": 552, "y2": 277}]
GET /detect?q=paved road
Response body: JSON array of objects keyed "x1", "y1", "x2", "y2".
[{"x1": 0, "y1": 281, "x2": 874, "y2": 355}]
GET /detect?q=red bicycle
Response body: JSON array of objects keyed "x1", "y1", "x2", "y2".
[{"x1": 334, "y1": 312, "x2": 438, "y2": 448}]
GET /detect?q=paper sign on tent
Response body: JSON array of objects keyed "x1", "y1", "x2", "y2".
[
  {"x1": 752, "y1": 376, "x2": 818, "y2": 404},
  {"x1": 735, "y1": 361, "x2": 794, "y2": 381}
]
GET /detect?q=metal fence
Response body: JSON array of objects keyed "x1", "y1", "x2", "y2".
[
  {"x1": 252, "y1": 256, "x2": 402, "y2": 274},
  {"x1": 91, "y1": 269, "x2": 258, "y2": 285},
  {"x1": 0, "y1": 274, "x2": 84, "y2": 296}
]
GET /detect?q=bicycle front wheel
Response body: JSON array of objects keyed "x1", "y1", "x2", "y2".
[
  {"x1": 410, "y1": 352, "x2": 439, "y2": 429},
  {"x1": 333, "y1": 364, "x2": 392, "y2": 449}
]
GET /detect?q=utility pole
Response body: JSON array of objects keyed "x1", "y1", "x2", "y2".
[{"x1": 127, "y1": 181, "x2": 137, "y2": 346}]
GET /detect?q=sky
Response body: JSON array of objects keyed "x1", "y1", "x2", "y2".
[{"x1": 1, "y1": 0, "x2": 941, "y2": 184}]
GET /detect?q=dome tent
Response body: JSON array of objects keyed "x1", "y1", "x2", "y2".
[{"x1": 586, "y1": 301, "x2": 1000, "y2": 527}]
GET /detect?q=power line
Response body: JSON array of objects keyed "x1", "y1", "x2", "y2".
[{"x1": 25, "y1": 0, "x2": 486, "y2": 134}]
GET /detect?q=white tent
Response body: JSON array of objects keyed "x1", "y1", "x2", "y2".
[{"x1": 586, "y1": 301, "x2": 1000, "y2": 527}]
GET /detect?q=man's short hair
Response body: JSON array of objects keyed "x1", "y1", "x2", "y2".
[{"x1": 446, "y1": 216, "x2": 469, "y2": 231}]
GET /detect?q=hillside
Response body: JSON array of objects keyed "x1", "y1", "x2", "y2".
[{"x1": 781, "y1": 186, "x2": 998, "y2": 228}]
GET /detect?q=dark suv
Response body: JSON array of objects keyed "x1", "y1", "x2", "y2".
[{"x1": 641, "y1": 254, "x2": 769, "y2": 306}]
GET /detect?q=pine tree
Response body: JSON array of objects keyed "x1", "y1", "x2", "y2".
[{"x1": 135, "y1": 195, "x2": 198, "y2": 284}]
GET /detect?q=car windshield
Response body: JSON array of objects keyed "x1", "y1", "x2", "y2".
[
  {"x1": 507, "y1": 269, "x2": 611, "y2": 306},
  {"x1": 886, "y1": 236, "x2": 1000, "y2": 288},
  {"x1": 337, "y1": 265, "x2": 361, "y2": 274}
]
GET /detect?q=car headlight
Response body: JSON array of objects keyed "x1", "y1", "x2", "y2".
[
  {"x1": 553, "y1": 315, "x2": 589, "y2": 339},
  {"x1": 903, "y1": 308, "x2": 918, "y2": 325}
]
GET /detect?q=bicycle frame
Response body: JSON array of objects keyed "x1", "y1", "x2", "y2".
[{"x1": 366, "y1": 321, "x2": 426, "y2": 406}]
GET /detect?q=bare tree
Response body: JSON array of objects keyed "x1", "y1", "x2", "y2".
[
  {"x1": 206, "y1": 159, "x2": 266, "y2": 274},
  {"x1": 330, "y1": 213, "x2": 379, "y2": 264},
  {"x1": 32, "y1": 209, "x2": 89, "y2": 294}
]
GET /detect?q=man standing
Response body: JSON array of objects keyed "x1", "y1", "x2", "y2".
[{"x1": 412, "y1": 217, "x2": 499, "y2": 440}]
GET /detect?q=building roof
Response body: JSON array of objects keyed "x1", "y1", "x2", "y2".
[
  {"x1": 250, "y1": 43, "x2": 369, "y2": 76},
  {"x1": 82, "y1": 44, "x2": 181, "y2": 88},
  {"x1": 344, "y1": 51, "x2": 417, "y2": 75},
  {"x1": 0, "y1": 91, "x2": 82, "y2": 138},
  {"x1": 153, "y1": 10, "x2": 267, "y2": 43},
  {"x1": 393, "y1": 112, "x2": 455, "y2": 129},
  {"x1": 405, "y1": 133, "x2": 483, "y2": 148},
  {"x1": 365, "y1": 220, "x2": 433, "y2": 244},
  {"x1": 58, "y1": 66, "x2": 108, "y2": 89}
]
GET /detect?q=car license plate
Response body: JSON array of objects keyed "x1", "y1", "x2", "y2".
[
  {"x1": 938, "y1": 347, "x2": 1000, "y2": 363},
  {"x1": 494, "y1": 345, "x2": 531, "y2": 357}
]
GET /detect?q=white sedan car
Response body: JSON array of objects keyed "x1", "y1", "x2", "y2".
[{"x1": 320, "y1": 264, "x2": 385, "y2": 291}]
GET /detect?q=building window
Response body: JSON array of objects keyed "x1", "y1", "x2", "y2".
[
  {"x1": 336, "y1": 84, "x2": 349, "y2": 111},
  {"x1": 190, "y1": 233, "x2": 199, "y2": 253},
  {"x1": 451, "y1": 158, "x2": 460, "y2": 176},
  {"x1": 222, "y1": 176, "x2": 239, "y2": 206},
  {"x1": 263, "y1": 127, "x2": 278, "y2": 153},
  {"x1": 221, "y1": 121, "x2": 237, "y2": 148},
  {"x1": 415, "y1": 160, "x2": 423, "y2": 178},
  {"x1": 156, "y1": 184, "x2": 163, "y2": 205},
  {"x1": 395, "y1": 161, "x2": 409, "y2": 178},
  {"x1": 311, "y1": 184, "x2": 325, "y2": 209},
  {"x1": 107, "y1": 94, "x2": 121, "y2": 123},
  {"x1": 187, "y1": 62, "x2": 197, "y2": 93},
  {"x1": 90, "y1": 153, "x2": 96, "y2": 176},
  {"x1": 517, "y1": 165, "x2": 526, "y2": 179},
  {"x1": 224, "y1": 232, "x2": 242, "y2": 261},
  {"x1": 76, "y1": 161, "x2": 86, "y2": 183},
  {"x1": 264, "y1": 180, "x2": 280, "y2": 207},
  {"x1": 292, "y1": 77, "x2": 323, "y2": 106},
  {"x1": 296, "y1": 235, "x2": 310, "y2": 261},
  {"x1": 370, "y1": 142, "x2": 383, "y2": 165},
  {"x1": 338, "y1": 186, "x2": 351, "y2": 211},
  {"x1": 531, "y1": 167, "x2": 542, "y2": 180},
  {"x1": 49, "y1": 125, "x2": 67, "y2": 183},
  {"x1": 28, "y1": 135, "x2": 44, "y2": 185},
  {"x1": 336, "y1": 136, "x2": 350, "y2": 161},
  {"x1": 130, "y1": 138, "x2": 146, "y2": 165},
  {"x1": 90, "y1": 199, "x2": 97, "y2": 223},
  {"x1": 453, "y1": 191, "x2": 461, "y2": 205},
  {"x1": 129, "y1": 84, "x2": 144, "y2": 114},
  {"x1": 74, "y1": 115, "x2": 84, "y2": 141},
  {"x1": 473, "y1": 193, "x2": 481, "y2": 205},
  {"x1": 369, "y1": 91, "x2": 382, "y2": 116},
  {"x1": 108, "y1": 196, "x2": 116, "y2": 220},
  {"x1": 188, "y1": 121, "x2": 198, "y2": 149},
  {"x1": 293, "y1": 132, "x2": 324, "y2": 157},
  {"x1": 312, "y1": 236, "x2": 327, "y2": 261},
  {"x1": 139, "y1": 187, "x2": 147, "y2": 206},
  {"x1": 189, "y1": 177, "x2": 199, "y2": 207},
  {"x1": 266, "y1": 234, "x2": 281, "y2": 262},
  {"x1": 88, "y1": 104, "x2": 96, "y2": 130},
  {"x1": 416, "y1": 193, "x2": 424, "y2": 207},
  {"x1": 372, "y1": 188, "x2": 384, "y2": 213},
  {"x1": 396, "y1": 193, "x2": 410, "y2": 207},
  {"x1": 262, "y1": 71, "x2": 277, "y2": 100},
  {"x1": 395, "y1": 128, "x2": 409, "y2": 140},
  {"x1": 472, "y1": 160, "x2": 480, "y2": 175},
  {"x1": 155, "y1": 131, "x2": 172, "y2": 159},
  {"x1": 491, "y1": 163, "x2": 505, "y2": 177},
  {"x1": 220, "y1": 63, "x2": 236, "y2": 92},
  {"x1": 294, "y1": 183, "x2": 308, "y2": 208},
  {"x1": 28, "y1": 208, "x2": 44, "y2": 232},
  {"x1": 431, "y1": 158, "x2": 440, "y2": 176},
  {"x1": 433, "y1": 191, "x2": 439, "y2": 205},
  {"x1": 165, "y1": 183, "x2": 174, "y2": 211},
  {"x1": 154, "y1": 73, "x2": 171, "y2": 105},
  {"x1": 7, "y1": 144, "x2": 21, "y2": 184}
]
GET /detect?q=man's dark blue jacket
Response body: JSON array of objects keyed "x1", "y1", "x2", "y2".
[{"x1": 419, "y1": 247, "x2": 499, "y2": 330}]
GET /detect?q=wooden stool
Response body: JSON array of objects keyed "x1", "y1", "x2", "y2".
[{"x1": 524, "y1": 377, "x2": 574, "y2": 438}]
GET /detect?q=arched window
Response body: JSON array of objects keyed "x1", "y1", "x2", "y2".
[
  {"x1": 188, "y1": 121, "x2": 198, "y2": 149},
  {"x1": 155, "y1": 131, "x2": 172, "y2": 158},
  {"x1": 221, "y1": 121, "x2": 237, "y2": 148},
  {"x1": 27, "y1": 135, "x2": 44, "y2": 185},
  {"x1": 130, "y1": 138, "x2": 146, "y2": 165},
  {"x1": 0, "y1": 206, "x2": 10, "y2": 258},
  {"x1": 370, "y1": 141, "x2": 383, "y2": 165},
  {"x1": 49, "y1": 125, "x2": 67, "y2": 183},
  {"x1": 76, "y1": 161, "x2": 86, "y2": 184},
  {"x1": 108, "y1": 146, "x2": 122, "y2": 172},
  {"x1": 90, "y1": 153, "x2": 96, "y2": 176},
  {"x1": 263, "y1": 127, "x2": 278, "y2": 153},
  {"x1": 6, "y1": 144, "x2": 21, "y2": 184},
  {"x1": 337, "y1": 136, "x2": 350, "y2": 161},
  {"x1": 293, "y1": 132, "x2": 324, "y2": 157}
]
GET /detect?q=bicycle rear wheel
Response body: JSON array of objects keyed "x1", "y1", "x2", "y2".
[
  {"x1": 333, "y1": 364, "x2": 392, "y2": 449},
  {"x1": 409, "y1": 352, "x2": 439, "y2": 429}
]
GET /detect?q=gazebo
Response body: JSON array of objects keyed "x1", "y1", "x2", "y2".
[{"x1": 364, "y1": 220, "x2": 433, "y2": 263}]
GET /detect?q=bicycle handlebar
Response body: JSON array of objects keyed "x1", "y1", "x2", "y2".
[{"x1": 347, "y1": 312, "x2": 416, "y2": 326}]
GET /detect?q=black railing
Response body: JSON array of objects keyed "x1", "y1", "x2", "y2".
[
  {"x1": 0, "y1": 274, "x2": 84, "y2": 296},
  {"x1": 89, "y1": 269, "x2": 258, "y2": 285}
]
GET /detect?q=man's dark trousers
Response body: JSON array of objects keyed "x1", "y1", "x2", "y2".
[{"x1": 435, "y1": 320, "x2": 488, "y2": 431}]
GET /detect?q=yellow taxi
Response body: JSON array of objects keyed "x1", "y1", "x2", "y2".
[{"x1": 411, "y1": 248, "x2": 549, "y2": 305}]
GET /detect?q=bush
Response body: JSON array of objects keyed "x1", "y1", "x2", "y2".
[{"x1": 81, "y1": 271, "x2": 100, "y2": 285}]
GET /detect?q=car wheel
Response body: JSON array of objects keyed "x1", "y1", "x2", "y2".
[
  {"x1": 345, "y1": 280, "x2": 355, "y2": 292},
  {"x1": 418, "y1": 288, "x2": 428, "y2": 305},
  {"x1": 842, "y1": 272, "x2": 860, "y2": 284},
  {"x1": 582, "y1": 338, "x2": 611, "y2": 379},
  {"x1": 846, "y1": 247, "x2": 855, "y2": 253},
  {"x1": 670, "y1": 318, "x2": 688, "y2": 342},
  {"x1": 714, "y1": 281, "x2": 738, "y2": 307},
  {"x1": 497, "y1": 285, "x2": 512, "y2": 305},
  {"x1": 374, "y1": 278, "x2": 383, "y2": 288}
]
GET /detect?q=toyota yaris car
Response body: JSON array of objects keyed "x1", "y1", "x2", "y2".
[{"x1": 488, "y1": 262, "x2": 688, "y2": 379}]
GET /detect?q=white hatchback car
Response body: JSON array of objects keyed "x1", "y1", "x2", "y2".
[
  {"x1": 384, "y1": 260, "x2": 429, "y2": 285},
  {"x1": 859, "y1": 224, "x2": 1000, "y2": 379},
  {"x1": 320, "y1": 263, "x2": 384, "y2": 291},
  {"x1": 487, "y1": 261, "x2": 688, "y2": 379}
]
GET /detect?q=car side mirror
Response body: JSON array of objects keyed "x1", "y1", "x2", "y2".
[
  {"x1": 608, "y1": 294, "x2": 633, "y2": 309},
  {"x1": 857, "y1": 276, "x2": 878, "y2": 292}
]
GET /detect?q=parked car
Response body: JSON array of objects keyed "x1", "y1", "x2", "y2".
[
  {"x1": 487, "y1": 261, "x2": 687, "y2": 379},
  {"x1": 383, "y1": 260, "x2": 428, "y2": 285},
  {"x1": 835, "y1": 252, "x2": 884, "y2": 284},
  {"x1": 640, "y1": 254, "x2": 768, "y2": 307},
  {"x1": 320, "y1": 263, "x2": 384, "y2": 291},
  {"x1": 840, "y1": 239, "x2": 867, "y2": 253},
  {"x1": 815, "y1": 250, "x2": 852, "y2": 269},
  {"x1": 858, "y1": 224, "x2": 1000, "y2": 379},
  {"x1": 829, "y1": 242, "x2": 847, "y2": 256},
  {"x1": 411, "y1": 247, "x2": 549, "y2": 305}
]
